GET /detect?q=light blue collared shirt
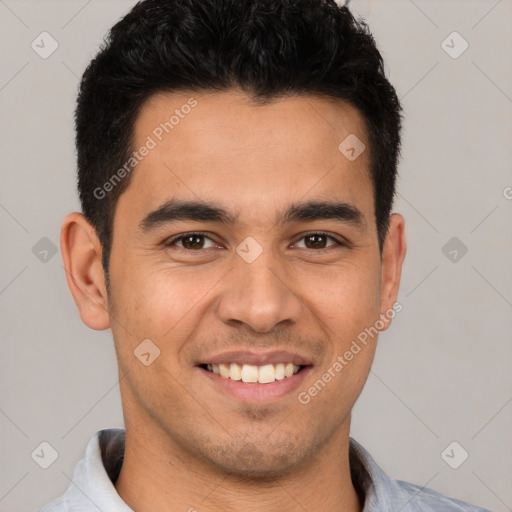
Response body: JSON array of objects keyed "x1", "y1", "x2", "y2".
[{"x1": 36, "y1": 428, "x2": 491, "y2": 511}]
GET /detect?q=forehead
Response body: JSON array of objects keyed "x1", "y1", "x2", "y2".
[{"x1": 117, "y1": 89, "x2": 374, "y2": 228}]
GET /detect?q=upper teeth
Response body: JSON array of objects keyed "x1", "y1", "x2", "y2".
[{"x1": 206, "y1": 363, "x2": 301, "y2": 383}]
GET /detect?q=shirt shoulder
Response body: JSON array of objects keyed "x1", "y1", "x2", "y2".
[
  {"x1": 34, "y1": 429, "x2": 132, "y2": 512},
  {"x1": 348, "y1": 438, "x2": 492, "y2": 512},
  {"x1": 394, "y1": 478, "x2": 493, "y2": 511}
]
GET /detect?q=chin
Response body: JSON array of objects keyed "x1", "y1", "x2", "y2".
[{"x1": 202, "y1": 436, "x2": 310, "y2": 479}]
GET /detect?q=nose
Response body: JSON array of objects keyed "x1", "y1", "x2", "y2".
[{"x1": 216, "y1": 249, "x2": 302, "y2": 333}]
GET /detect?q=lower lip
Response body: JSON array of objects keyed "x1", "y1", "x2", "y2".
[{"x1": 198, "y1": 366, "x2": 312, "y2": 403}]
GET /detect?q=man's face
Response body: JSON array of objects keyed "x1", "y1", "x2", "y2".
[{"x1": 106, "y1": 90, "x2": 393, "y2": 476}]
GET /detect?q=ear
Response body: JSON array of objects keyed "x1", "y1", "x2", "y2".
[
  {"x1": 60, "y1": 212, "x2": 110, "y2": 330},
  {"x1": 379, "y1": 213, "x2": 406, "y2": 331}
]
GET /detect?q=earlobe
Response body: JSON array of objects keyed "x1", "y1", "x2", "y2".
[
  {"x1": 379, "y1": 213, "x2": 407, "y2": 331},
  {"x1": 60, "y1": 212, "x2": 111, "y2": 330}
]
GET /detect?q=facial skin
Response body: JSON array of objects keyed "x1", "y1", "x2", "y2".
[{"x1": 61, "y1": 89, "x2": 406, "y2": 512}]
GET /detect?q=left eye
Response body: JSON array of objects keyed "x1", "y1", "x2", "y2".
[
  {"x1": 293, "y1": 233, "x2": 342, "y2": 250},
  {"x1": 166, "y1": 232, "x2": 342, "y2": 251}
]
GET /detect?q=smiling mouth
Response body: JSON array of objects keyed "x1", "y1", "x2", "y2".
[{"x1": 199, "y1": 363, "x2": 307, "y2": 384}]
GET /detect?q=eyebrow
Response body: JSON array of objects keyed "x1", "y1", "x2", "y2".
[{"x1": 139, "y1": 198, "x2": 366, "y2": 232}]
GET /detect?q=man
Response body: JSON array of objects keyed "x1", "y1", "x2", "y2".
[{"x1": 38, "y1": 0, "x2": 490, "y2": 510}]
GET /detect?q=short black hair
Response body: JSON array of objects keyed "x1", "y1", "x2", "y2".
[{"x1": 75, "y1": 0, "x2": 402, "y2": 285}]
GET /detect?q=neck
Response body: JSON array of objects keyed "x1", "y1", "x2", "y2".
[{"x1": 114, "y1": 416, "x2": 362, "y2": 512}]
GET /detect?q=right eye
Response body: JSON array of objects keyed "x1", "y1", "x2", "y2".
[{"x1": 164, "y1": 232, "x2": 219, "y2": 251}]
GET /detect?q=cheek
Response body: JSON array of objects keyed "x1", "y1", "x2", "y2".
[
  {"x1": 302, "y1": 259, "x2": 382, "y2": 333},
  {"x1": 297, "y1": 266, "x2": 381, "y2": 417},
  {"x1": 300, "y1": 259, "x2": 381, "y2": 386},
  {"x1": 110, "y1": 261, "x2": 221, "y2": 343}
]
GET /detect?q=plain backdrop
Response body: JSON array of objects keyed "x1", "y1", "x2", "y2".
[{"x1": 1, "y1": 1, "x2": 511, "y2": 511}]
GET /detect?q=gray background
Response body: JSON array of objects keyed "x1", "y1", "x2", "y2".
[{"x1": 1, "y1": 0, "x2": 511, "y2": 511}]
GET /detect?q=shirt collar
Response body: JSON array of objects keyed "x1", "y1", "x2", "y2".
[
  {"x1": 59, "y1": 428, "x2": 401, "y2": 511},
  {"x1": 61, "y1": 429, "x2": 132, "y2": 512}
]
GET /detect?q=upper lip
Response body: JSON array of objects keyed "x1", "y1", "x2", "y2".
[{"x1": 198, "y1": 350, "x2": 313, "y2": 367}]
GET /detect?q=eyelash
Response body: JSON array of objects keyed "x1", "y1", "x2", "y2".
[{"x1": 164, "y1": 231, "x2": 347, "y2": 252}]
